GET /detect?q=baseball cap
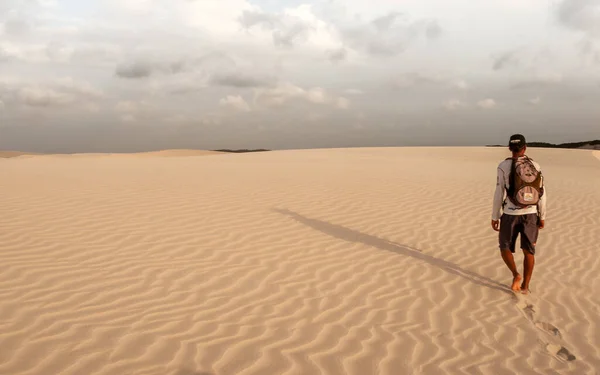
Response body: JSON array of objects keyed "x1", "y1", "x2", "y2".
[{"x1": 508, "y1": 134, "x2": 526, "y2": 150}]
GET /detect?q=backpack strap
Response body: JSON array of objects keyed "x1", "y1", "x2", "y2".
[{"x1": 507, "y1": 157, "x2": 516, "y2": 201}]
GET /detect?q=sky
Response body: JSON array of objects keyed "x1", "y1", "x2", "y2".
[{"x1": 0, "y1": 0, "x2": 599, "y2": 152}]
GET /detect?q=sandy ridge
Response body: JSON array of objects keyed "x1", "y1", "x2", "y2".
[
  {"x1": 0, "y1": 149, "x2": 222, "y2": 159},
  {"x1": 0, "y1": 147, "x2": 598, "y2": 375}
]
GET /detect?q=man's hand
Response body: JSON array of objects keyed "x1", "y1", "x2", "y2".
[
  {"x1": 538, "y1": 219, "x2": 545, "y2": 229},
  {"x1": 491, "y1": 220, "x2": 500, "y2": 232}
]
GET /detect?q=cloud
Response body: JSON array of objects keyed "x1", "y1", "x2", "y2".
[
  {"x1": 116, "y1": 100, "x2": 144, "y2": 113},
  {"x1": 239, "y1": 9, "x2": 311, "y2": 48},
  {"x1": 239, "y1": 7, "x2": 441, "y2": 57},
  {"x1": 491, "y1": 47, "x2": 557, "y2": 78},
  {"x1": 54, "y1": 77, "x2": 104, "y2": 99},
  {"x1": 147, "y1": 74, "x2": 209, "y2": 95},
  {"x1": 219, "y1": 95, "x2": 251, "y2": 112},
  {"x1": 115, "y1": 100, "x2": 150, "y2": 123},
  {"x1": 394, "y1": 72, "x2": 444, "y2": 87},
  {"x1": 115, "y1": 58, "x2": 189, "y2": 79},
  {"x1": 510, "y1": 72, "x2": 563, "y2": 89},
  {"x1": 344, "y1": 89, "x2": 364, "y2": 95},
  {"x1": 164, "y1": 114, "x2": 190, "y2": 124},
  {"x1": 492, "y1": 50, "x2": 520, "y2": 70},
  {"x1": 69, "y1": 44, "x2": 123, "y2": 65},
  {"x1": 336, "y1": 97, "x2": 350, "y2": 109},
  {"x1": 393, "y1": 72, "x2": 468, "y2": 91},
  {"x1": 0, "y1": 47, "x2": 12, "y2": 62},
  {"x1": 577, "y1": 38, "x2": 600, "y2": 63},
  {"x1": 120, "y1": 114, "x2": 136, "y2": 123},
  {"x1": 2, "y1": 18, "x2": 29, "y2": 36},
  {"x1": 114, "y1": 52, "x2": 242, "y2": 82},
  {"x1": 18, "y1": 87, "x2": 72, "y2": 107},
  {"x1": 327, "y1": 47, "x2": 347, "y2": 62},
  {"x1": 442, "y1": 99, "x2": 466, "y2": 111},
  {"x1": 209, "y1": 73, "x2": 274, "y2": 88},
  {"x1": 176, "y1": 0, "x2": 254, "y2": 35},
  {"x1": 454, "y1": 80, "x2": 470, "y2": 90},
  {"x1": 556, "y1": 0, "x2": 600, "y2": 36},
  {"x1": 5, "y1": 77, "x2": 104, "y2": 108},
  {"x1": 528, "y1": 97, "x2": 542, "y2": 105},
  {"x1": 477, "y1": 98, "x2": 497, "y2": 109},
  {"x1": 426, "y1": 21, "x2": 443, "y2": 39},
  {"x1": 340, "y1": 12, "x2": 442, "y2": 57},
  {"x1": 253, "y1": 82, "x2": 349, "y2": 109},
  {"x1": 0, "y1": 99, "x2": 4, "y2": 110},
  {"x1": 115, "y1": 61, "x2": 153, "y2": 79}
]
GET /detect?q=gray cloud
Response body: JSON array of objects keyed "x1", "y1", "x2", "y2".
[
  {"x1": 0, "y1": 77, "x2": 104, "y2": 109},
  {"x1": 426, "y1": 21, "x2": 443, "y2": 39},
  {"x1": 392, "y1": 72, "x2": 467, "y2": 91},
  {"x1": 115, "y1": 61, "x2": 154, "y2": 79},
  {"x1": 70, "y1": 44, "x2": 123, "y2": 65},
  {"x1": 238, "y1": 8, "x2": 441, "y2": 56},
  {"x1": 372, "y1": 12, "x2": 404, "y2": 32},
  {"x1": 239, "y1": 9, "x2": 280, "y2": 29},
  {"x1": 510, "y1": 76, "x2": 563, "y2": 90},
  {"x1": 3, "y1": 17, "x2": 30, "y2": 36},
  {"x1": 492, "y1": 50, "x2": 520, "y2": 70},
  {"x1": 577, "y1": 37, "x2": 600, "y2": 63},
  {"x1": 115, "y1": 58, "x2": 191, "y2": 79},
  {"x1": 239, "y1": 10, "x2": 310, "y2": 48},
  {"x1": 273, "y1": 23, "x2": 310, "y2": 47},
  {"x1": 327, "y1": 48, "x2": 347, "y2": 62},
  {"x1": 209, "y1": 72, "x2": 274, "y2": 88},
  {"x1": 394, "y1": 72, "x2": 444, "y2": 87},
  {"x1": 340, "y1": 13, "x2": 442, "y2": 57},
  {"x1": 3, "y1": 0, "x2": 600, "y2": 153},
  {"x1": 115, "y1": 51, "x2": 239, "y2": 80},
  {"x1": 557, "y1": 0, "x2": 600, "y2": 36},
  {"x1": 0, "y1": 47, "x2": 12, "y2": 62},
  {"x1": 18, "y1": 87, "x2": 72, "y2": 107}
]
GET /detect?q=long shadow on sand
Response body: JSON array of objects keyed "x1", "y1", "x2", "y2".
[
  {"x1": 274, "y1": 208, "x2": 510, "y2": 295},
  {"x1": 174, "y1": 370, "x2": 213, "y2": 375}
]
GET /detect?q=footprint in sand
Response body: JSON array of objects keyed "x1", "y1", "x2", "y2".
[
  {"x1": 546, "y1": 344, "x2": 577, "y2": 362},
  {"x1": 535, "y1": 321, "x2": 562, "y2": 339},
  {"x1": 514, "y1": 295, "x2": 576, "y2": 362}
]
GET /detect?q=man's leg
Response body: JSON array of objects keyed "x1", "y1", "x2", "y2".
[
  {"x1": 521, "y1": 249, "x2": 535, "y2": 293},
  {"x1": 499, "y1": 214, "x2": 521, "y2": 291},
  {"x1": 520, "y1": 214, "x2": 539, "y2": 293},
  {"x1": 501, "y1": 249, "x2": 522, "y2": 291}
]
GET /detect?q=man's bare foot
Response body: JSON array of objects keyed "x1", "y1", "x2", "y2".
[
  {"x1": 520, "y1": 288, "x2": 530, "y2": 295},
  {"x1": 511, "y1": 274, "x2": 522, "y2": 292}
]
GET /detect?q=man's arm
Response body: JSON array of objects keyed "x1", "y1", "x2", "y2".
[
  {"x1": 491, "y1": 167, "x2": 506, "y2": 223},
  {"x1": 537, "y1": 176, "x2": 547, "y2": 228}
]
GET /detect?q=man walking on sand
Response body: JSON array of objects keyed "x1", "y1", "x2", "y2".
[{"x1": 491, "y1": 134, "x2": 546, "y2": 294}]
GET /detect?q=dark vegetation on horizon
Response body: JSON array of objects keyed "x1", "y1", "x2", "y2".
[
  {"x1": 213, "y1": 149, "x2": 271, "y2": 153},
  {"x1": 487, "y1": 140, "x2": 600, "y2": 149}
]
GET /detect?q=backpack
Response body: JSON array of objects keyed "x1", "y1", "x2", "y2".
[{"x1": 505, "y1": 156, "x2": 544, "y2": 208}]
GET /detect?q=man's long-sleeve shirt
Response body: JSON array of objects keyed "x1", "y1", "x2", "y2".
[{"x1": 491, "y1": 157, "x2": 547, "y2": 221}]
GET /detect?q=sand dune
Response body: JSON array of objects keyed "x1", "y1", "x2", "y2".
[
  {"x1": 0, "y1": 149, "x2": 221, "y2": 159},
  {"x1": 1, "y1": 147, "x2": 599, "y2": 375},
  {"x1": 0, "y1": 151, "x2": 41, "y2": 158}
]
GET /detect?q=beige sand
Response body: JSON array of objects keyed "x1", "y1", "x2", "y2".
[
  {"x1": 1, "y1": 149, "x2": 222, "y2": 159},
  {"x1": 1, "y1": 147, "x2": 599, "y2": 375},
  {"x1": 0, "y1": 151, "x2": 42, "y2": 158}
]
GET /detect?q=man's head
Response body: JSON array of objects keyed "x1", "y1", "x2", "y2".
[{"x1": 508, "y1": 134, "x2": 527, "y2": 154}]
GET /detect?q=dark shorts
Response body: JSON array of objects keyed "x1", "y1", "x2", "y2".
[{"x1": 499, "y1": 213, "x2": 539, "y2": 254}]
